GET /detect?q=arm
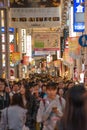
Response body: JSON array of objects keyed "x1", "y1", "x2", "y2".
[{"x1": 42, "y1": 102, "x2": 53, "y2": 122}]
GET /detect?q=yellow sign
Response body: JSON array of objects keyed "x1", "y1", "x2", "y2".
[{"x1": 10, "y1": 52, "x2": 20, "y2": 64}]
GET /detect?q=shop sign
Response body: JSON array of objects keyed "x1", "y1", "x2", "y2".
[
  {"x1": 10, "y1": 44, "x2": 14, "y2": 52},
  {"x1": 73, "y1": 0, "x2": 85, "y2": 32},
  {"x1": 10, "y1": 7, "x2": 61, "y2": 28},
  {"x1": 23, "y1": 56, "x2": 29, "y2": 65},
  {"x1": 21, "y1": 29, "x2": 26, "y2": 53}
]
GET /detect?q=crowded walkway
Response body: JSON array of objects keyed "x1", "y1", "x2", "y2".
[{"x1": 0, "y1": 74, "x2": 86, "y2": 130}]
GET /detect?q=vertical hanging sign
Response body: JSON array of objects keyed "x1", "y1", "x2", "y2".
[{"x1": 73, "y1": 0, "x2": 85, "y2": 32}]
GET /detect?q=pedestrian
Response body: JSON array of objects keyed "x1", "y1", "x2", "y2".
[
  {"x1": 20, "y1": 83, "x2": 38, "y2": 130},
  {"x1": 55, "y1": 84, "x2": 87, "y2": 130},
  {"x1": 37, "y1": 82, "x2": 63, "y2": 130},
  {"x1": 0, "y1": 78, "x2": 10, "y2": 110},
  {"x1": 0, "y1": 93, "x2": 27, "y2": 130}
]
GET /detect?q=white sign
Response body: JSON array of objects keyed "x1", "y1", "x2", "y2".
[
  {"x1": 10, "y1": 7, "x2": 61, "y2": 28},
  {"x1": 35, "y1": 51, "x2": 56, "y2": 56},
  {"x1": 76, "y1": 5, "x2": 84, "y2": 13},
  {"x1": 21, "y1": 29, "x2": 26, "y2": 53},
  {"x1": 76, "y1": 0, "x2": 83, "y2": 3}
]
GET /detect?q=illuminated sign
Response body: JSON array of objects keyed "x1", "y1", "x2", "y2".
[
  {"x1": 21, "y1": 29, "x2": 26, "y2": 53},
  {"x1": 1, "y1": 27, "x2": 14, "y2": 33},
  {"x1": 73, "y1": 0, "x2": 85, "y2": 32}
]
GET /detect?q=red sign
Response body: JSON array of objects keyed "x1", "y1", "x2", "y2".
[
  {"x1": 23, "y1": 56, "x2": 29, "y2": 65},
  {"x1": 10, "y1": 44, "x2": 14, "y2": 52}
]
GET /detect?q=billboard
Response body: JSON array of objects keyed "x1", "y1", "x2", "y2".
[
  {"x1": 33, "y1": 32, "x2": 59, "y2": 51},
  {"x1": 10, "y1": 0, "x2": 60, "y2": 8},
  {"x1": 73, "y1": 0, "x2": 85, "y2": 32}
]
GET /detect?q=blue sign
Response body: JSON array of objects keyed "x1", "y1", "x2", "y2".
[
  {"x1": 73, "y1": 0, "x2": 85, "y2": 32},
  {"x1": 79, "y1": 35, "x2": 87, "y2": 47},
  {"x1": 1, "y1": 27, "x2": 14, "y2": 33}
]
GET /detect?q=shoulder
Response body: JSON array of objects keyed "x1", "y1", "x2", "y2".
[
  {"x1": 61, "y1": 97, "x2": 66, "y2": 104},
  {"x1": 9, "y1": 106, "x2": 27, "y2": 115}
]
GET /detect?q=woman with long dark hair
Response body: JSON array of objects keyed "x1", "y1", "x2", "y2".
[
  {"x1": 20, "y1": 83, "x2": 38, "y2": 130},
  {"x1": 56, "y1": 84, "x2": 87, "y2": 130},
  {"x1": 0, "y1": 93, "x2": 27, "y2": 130}
]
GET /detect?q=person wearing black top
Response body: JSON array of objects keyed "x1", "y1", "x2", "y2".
[{"x1": 0, "y1": 78, "x2": 10, "y2": 110}]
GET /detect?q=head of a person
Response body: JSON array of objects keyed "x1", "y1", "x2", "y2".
[
  {"x1": 58, "y1": 88, "x2": 64, "y2": 97},
  {"x1": 28, "y1": 82, "x2": 34, "y2": 94},
  {"x1": 67, "y1": 81, "x2": 75, "y2": 89},
  {"x1": 42, "y1": 84, "x2": 47, "y2": 93},
  {"x1": 11, "y1": 93, "x2": 24, "y2": 107},
  {"x1": 58, "y1": 81, "x2": 65, "y2": 89},
  {"x1": 62, "y1": 84, "x2": 87, "y2": 130},
  {"x1": 12, "y1": 82, "x2": 19, "y2": 92},
  {"x1": 46, "y1": 82, "x2": 57, "y2": 100},
  {"x1": 33, "y1": 83, "x2": 39, "y2": 97},
  {"x1": 20, "y1": 85, "x2": 26, "y2": 96},
  {"x1": 0, "y1": 78, "x2": 6, "y2": 92}
]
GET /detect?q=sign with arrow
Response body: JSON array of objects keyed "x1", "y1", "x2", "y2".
[{"x1": 79, "y1": 35, "x2": 87, "y2": 47}]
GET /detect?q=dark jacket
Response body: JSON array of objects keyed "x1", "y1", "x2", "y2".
[
  {"x1": 0, "y1": 92, "x2": 10, "y2": 110},
  {"x1": 25, "y1": 94, "x2": 38, "y2": 130}
]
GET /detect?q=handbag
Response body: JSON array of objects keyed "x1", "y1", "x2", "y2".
[{"x1": 5, "y1": 108, "x2": 13, "y2": 130}]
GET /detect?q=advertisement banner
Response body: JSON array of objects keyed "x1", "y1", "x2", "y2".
[
  {"x1": 73, "y1": 0, "x2": 85, "y2": 32},
  {"x1": 68, "y1": 37, "x2": 81, "y2": 59},
  {"x1": 33, "y1": 32, "x2": 59, "y2": 51},
  {"x1": 10, "y1": 0, "x2": 60, "y2": 8},
  {"x1": 10, "y1": 52, "x2": 20, "y2": 64}
]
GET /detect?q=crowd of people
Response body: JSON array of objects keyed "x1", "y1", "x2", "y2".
[{"x1": 0, "y1": 73, "x2": 86, "y2": 130}]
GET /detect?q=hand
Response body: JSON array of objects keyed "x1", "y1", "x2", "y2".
[{"x1": 52, "y1": 107, "x2": 59, "y2": 114}]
